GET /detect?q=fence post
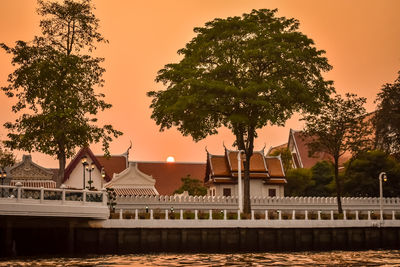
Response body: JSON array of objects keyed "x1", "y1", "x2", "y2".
[
  {"x1": 356, "y1": 210, "x2": 359, "y2": 220},
  {"x1": 331, "y1": 210, "x2": 334, "y2": 220},
  {"x1": 368, "y1": 211, "x2": 371, "y2": 220},
  {"x1": 318, "y1": 210, "x2": 321, "y2": 220},
  {"x1": 265, "y1": 210, "x2": 268, "y2": 220},
  {"x1": 135, "y1": 209, "x2": 138, "y2": 220},
  {"x1": 292, "y1": 210, "x2": 295, "y2": 220},
  {"x1": 102, "y1": 188, "x2": 108, "y2": 205},
  {"x1": 224, "y1": 210, "x2": 227, "y2": 220},
  {"x1": 195, "y1": 210, "x2": 198, "y2": 220},
  {"x1": 180, "y1": 209, "x2": 183, "y2": 220},
  {"x1": 40, "y1": 187, "x2": 44, "y2": 203},
  {"x1": 278, "y1": 210, "x2": 282, "y2": 220},
  {"x1": 119, "y1": 209, "x2": 123, "y2": 220},
  {"x1": 237, "y1": 210, "x2": 241, "y2": 220},
  {"x1": 83, "y1": 189, "x2": 87, "y2": 205},
  {"x1": 343, "y1": 210, "x2": 347, "y2": 220},
  {"x1": 305, "y1": 210, "x2": 308, "y2": 220},
  {"x1": 209, "y1": 209, "x2": 212, "y2": 220},
  {"x1": 251, "y1": 210, "x2": 255, "y2": 220},
  {"x1": 165, "y1": 209, "x2": 168, "y2": 220},
  {"x1": 392, "y1": 210, "x2": 395, "y2": 220},
  {"x1": 150, "y1": 209, "x2": 153, "y2": 220}
]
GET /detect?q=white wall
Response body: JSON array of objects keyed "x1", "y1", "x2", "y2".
[
  {"x1": 63, "y1": 153, "x2": 104, "y2": 189},
  {"x1": 209, "y1": 180, "x2": 284, "y2": 198}
]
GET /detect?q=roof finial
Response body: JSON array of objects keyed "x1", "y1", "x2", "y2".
[
  {"x1": 261, "y1": 143, "x2": 266, "y2": 153},
  {"x1": 205, "y1": 146, "x2": 209, "y2": 154},
  {"x1": 223, "y1": 141, "x2": 227, "y2": 150}
]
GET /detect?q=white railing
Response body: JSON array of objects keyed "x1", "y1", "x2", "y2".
[
  {"x1": 116, "y1": 195, "x2": 400, "y2": 211},
  {"x1": 0, "y1": 184, "x2": 109, "y2": 219},
  {"x1": 100, "y1": 207, "x2": 400, "y2": 229}
]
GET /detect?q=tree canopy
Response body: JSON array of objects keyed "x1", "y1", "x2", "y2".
[
  {"x1": 148, "y1": 9, "x2": 333, "y2": 213},
  {"x1": 375, "y1": 71, "x2": 400, "y2": 156},
  {"x1": 343, "y1": 150, "x2": 400, "y2": 197},
  {"x1": 1, "y1": 0, "x2": 121, "y2": 183},
  {"x1": 302, "y1": 93, "x2": 372, "y2": 212},
  {"x1": 173, "y1": 175, "x2": 207, "y2": 196},
  {"x1": 0, "y1": 142, "x2": 16, "y2": 170},
  {"x1": 269, "y1": 147, "x2": 293, "y2": 174}
]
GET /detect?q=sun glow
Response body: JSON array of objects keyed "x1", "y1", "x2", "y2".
[{"x1": 166, "y1": 156, "x2": 175, "y2": 163}]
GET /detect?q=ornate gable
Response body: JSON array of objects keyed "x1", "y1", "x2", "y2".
[{"x1": 10, "y1": 155, "x2": 54, "y2": 180}]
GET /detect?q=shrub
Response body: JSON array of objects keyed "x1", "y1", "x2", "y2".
[
  {"x1": 109, "y1": 212, "x2": 119, "y2": 219},
  {"x1": 183, "y1": 211, "x2": 195, "y2": 219},
  {"x1": 321, "y1": 213, "x2": 331, "y2": 220},
  {"x1": 139, "y1": 212, "x2": 150, "y2": 219},
  {"x1": 123, "y1": 211, "x2": 135, "y2": 219},
  {"x1": 227, "y1": 212, "x2": 238, "y2": 220},
  {"x1": 198, "y1": 211, "x2": 209, "y2": 219},
  {"x1": 212, "y1": 211, "x2": 224, "y2": 220},
  {"x1": 254, "y1": 213, "x2": 265, "y2": 220},
  {"x1": 240, "y1": 213, "x2": 251, "y2": 220},
  {"x1": 295, "y1": 213, "x2": 305, "y2": 220},
  {"x1": 334, "y1": 213, "x2": 344, "y2": 220}
]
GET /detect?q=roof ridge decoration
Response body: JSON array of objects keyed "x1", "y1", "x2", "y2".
[
  {"x1": 63, "y1": 147, "x2": 109, "y2": 183},
  {"x1": 9, "y1": 154, "x2": 54, "y2": 176},
  {"x1": 289, "y1": 129, "x2": 304, "y2": 168}
]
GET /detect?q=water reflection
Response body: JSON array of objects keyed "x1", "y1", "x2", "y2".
[{"x1": 1, "y1": 250, "x2": 400, "y2": 266}]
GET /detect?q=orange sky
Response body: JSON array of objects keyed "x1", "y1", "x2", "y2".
[{"x1": 1, "y1": 0, "x2": 400, "y2": 168}]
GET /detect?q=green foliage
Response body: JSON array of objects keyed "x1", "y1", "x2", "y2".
[
  {"x1": 375, "y1": 71, "x2": 400, "y2": 156},
  {"x1": 0, "y1": 142, "x2": 16, "y2": 170},
  {"x1": 1, "y1": 0, "x2": 122, "y2": 181},
  {"x1": 284, "y1": 168, "x2": 313, "y2": 196},
  {"x1": 269, "y1": 147, "x2": 293, "y2": 173},
  {"x1": 148, "y1": 9, "x2": 333, "y2": 212},
  {"x1": 308, "y1": 161, "x2": 334, "y2": 196},
  {"x1": 343, "y1": 150, "x2": 400, "y2": 197},
  {"x1": 173, "y1": 175, "x2": 207, "y2": 196},
  {"x1": 302, "y1": 93, "x2": 372, "y2": 212}
]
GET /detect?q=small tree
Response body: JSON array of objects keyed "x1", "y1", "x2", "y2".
[
  {"x1": 284, "y1": 168, "x2": 313, "y2": 196},
  {"x1": 173, "y1": 175, "x2": 207, "y2": 196},
  {"x1": 148, "y1": 9, "x2": 333, "y2": 213},
  {"x1": 308, "y1": 161, "x2": 334, "y2": 196},
  {"x1": 375, "y1": 71, "x2": 400, "y2": 156},
  {"x1": 302, "y1": 93, "x2": 372, "y2": 213},
  {"x1": 343, "y1": 150, "x2": 400, "y2": 197},
  {"x1": 1, "y1": 0, "x2": 122, "y2": 183}
]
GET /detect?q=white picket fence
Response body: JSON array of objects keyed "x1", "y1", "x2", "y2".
[{"x1": 116, "y1": 195, "x2": 400, "y2": 211}]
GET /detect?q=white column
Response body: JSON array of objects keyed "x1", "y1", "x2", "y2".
[{"x1": 237, "y1": 150, "x2": 244, "y2": 213}]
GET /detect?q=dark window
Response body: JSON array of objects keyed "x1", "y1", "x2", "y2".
[
  {"x1": 268, "y1": 189, "x2": 276, "y2": 197},
  {"x1": 223, "y1": 188, "x2": 231, "y2": 197}
]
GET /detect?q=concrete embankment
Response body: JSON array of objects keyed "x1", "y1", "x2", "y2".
[{"x1": 1, "y1": 216, "x2": 400, "y2": 256}]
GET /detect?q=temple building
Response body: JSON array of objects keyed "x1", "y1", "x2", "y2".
[
  {"x1": 8, "y1": 155, "x2": 58, "y2": 188},
  {"x1": 205, "y1": 148, "x2": 287, "y2": 198}
]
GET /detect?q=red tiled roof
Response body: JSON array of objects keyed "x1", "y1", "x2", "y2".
[
  {"x1": 291, "y1": 131, "x2": 351, "y2": 168},
  {"x1": 209, "y1": 155, "x2": 230, "y2": 177},
  {"x1": 112, "y1": 187, "x2": 157, "y2": 196},
  {"x1": 96, "y1": 155, "x2": 127, "y2": 180},
  {"x1": 227, "y1": 150, "x2": 267, "y2": 172},
  {"x1": 10, "y1": 180, "x2": 56, "y2": 188},
  {"x1": 136, "y1": 162, "x2": 206, "y2": 195},
  {"x1": 265, "y1": 178, "x2": 287, "y2": 185},
  {"x1": 265, "y1": 157, "x2": 285, "y2": 177},
  {"x1": 63, "y1": 147, "x2": 109, "y2": 182}
]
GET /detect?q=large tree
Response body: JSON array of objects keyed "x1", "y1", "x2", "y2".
[
  {"x1": 0, "y1": 142, "x2": 16, "y2": 171},
  {"x1": 375, "y1": 72, "x2": 400, "y2": 156},
  {"x1": 148, "y1": 9, "x2": 333, "y2": 213},
  {"x1": 1, "y1": 0, "x2": 121, "y2": 183},
  {"x1": 302, "y1": 93, "x2": 372, "y2": 213}
]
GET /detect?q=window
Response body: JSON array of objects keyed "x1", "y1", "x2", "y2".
[
  {"x1": 223, "y1": 188, "x2": 231, "y2": 197},
  {"x1": 268, "y1": 189, "x2": 276, "y2": 197}
]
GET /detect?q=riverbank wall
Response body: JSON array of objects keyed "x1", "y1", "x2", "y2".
[{"x1": 1, "y1": 216, "x2": 400, "y2": 257}]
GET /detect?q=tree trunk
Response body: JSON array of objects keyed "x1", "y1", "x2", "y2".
[
  {"x1": 334, "y1": 156, "x2": 343, "y2": 214},
  {"x1": 57, "y1": 149, "x2": 66, "y2": 187},
  {"x1": 243, "y1": 155, "x2": 251, "y2": 214}
]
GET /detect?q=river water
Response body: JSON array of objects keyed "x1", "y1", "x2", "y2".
[{"x1": 1, "y1": 250, "x2": 400, "y2": 266}]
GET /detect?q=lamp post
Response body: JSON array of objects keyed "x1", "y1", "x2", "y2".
[
  {"x1": 81, "y1": 156, "x2": 88, "y2": 189},
  {"x1": 86, "y1": 163, "x2": 95, "y2": 190},
  {"x1": 379, "y1": 172, "x2": 387, "y2": 224},
  {"x1": 237, "y1": 150, "x2": 244, "y2": 213}
]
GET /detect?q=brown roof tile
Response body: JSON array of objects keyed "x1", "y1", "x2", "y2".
[
  {"x1": 227, "y1": 150, "x2": 267, "y2": 172},
  {"x1": 209, "y1": 155, "x2": 230, "y2": 177},
  {"x1": 136, "y1": 162, "x2": 206, "y2": 195},
  {"x1": 265, "y1": 157, "x2": 285, "y2": 177}
]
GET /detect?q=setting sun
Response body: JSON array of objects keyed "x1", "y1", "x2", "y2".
[{"x1": 166, "y1": 156, "x2": 175, "y2": 163}]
